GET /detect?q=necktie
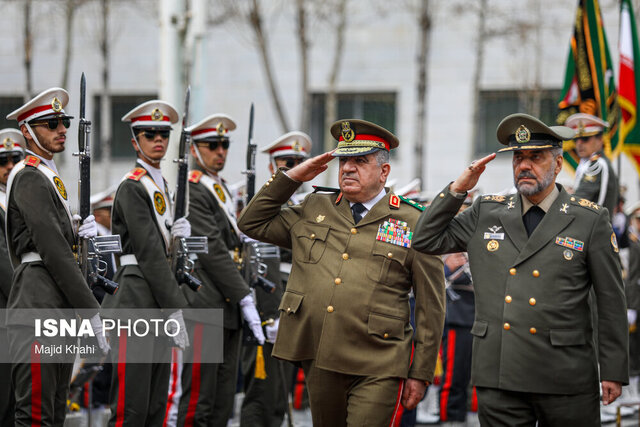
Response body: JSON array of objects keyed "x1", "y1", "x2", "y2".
[
  {"x1": 351, "y1": 203, "x2": 366, "y2": 224},
  {"x1": 523, "y1": 206, "x2": 545, "y2": 237}
]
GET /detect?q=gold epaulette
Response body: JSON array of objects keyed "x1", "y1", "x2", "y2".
[
  {"x1": 480, "y1": 194, "x2": 509, "y2": 203},
  {"x1": 24, "y1": 155, "x2": 40, "y2": 168},
  {"x1": 189, "y1": 170, "x2": 203, "y2": 183},
  {"x1": 126, "y1": 167, "x2": 147, "y2": 181},
  {"x1": 570, "y1": 196, "x2": 601, "y2": 213}
]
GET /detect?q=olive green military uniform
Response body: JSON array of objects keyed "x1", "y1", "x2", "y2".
[
  {"x1": 102, "y1": 163, "x2": 188, "y2": 427},
  {"x1": 0, "y1": 189, "x2": 14, "y2": 426},
  {"x1": 6, "y1": 157, "x2": 100, "y2": 426},
  {"x1": 574, "y1": 150, "x2": 619, "y2": 215},
  {"x1": 238, "y1": 170, "x2": 446, "y2": 427},
  {"x1": 176, "y1": 165, "x2": 251, "y2": 427},
  {"x1": 412, "y1": 183, "x2": 628, "y2": 426},
  {"x1": 626, "y1": 233, "x2": 640, "y2": 376}
]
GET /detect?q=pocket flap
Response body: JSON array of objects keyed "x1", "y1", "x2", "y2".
[
  {"x1": 371, "y1": 242, "x2": 408, "y2": 264},
  {"x1": 550, "y1": 329, "x2": 586, "y2": 346},
  {"x1": 470, "y1": 320, "x2": 488, "y2": 337},
  {"x1": 368, "y1": 312, "x2": 405, "y2": 340},
  {"x1": 278, "y1": 291, "x2": 304, "y2": 315},
  {"x1": 295, "y1": 224, "x2": 330, "y2": 241}
]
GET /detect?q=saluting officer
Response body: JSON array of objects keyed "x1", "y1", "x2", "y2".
[
  {"x1": 5, "y1": 89, "x2": 108, "y2": 426},
  {"x1": 238, "y1": 119, "x2": 446, "y2": 427},
  {"x1": 412, "y1": 113, "x2": 628, "y2": 426},
  {"x1": 178, "y1": 114, "x2": 264, "y2": 427},
  {"x1": 0, "y1": 128, "x2": 24, "y2": 426},
  {"x1": 565, "y1": 113, "x2": 619, "y2": 215},
  {"x1": 240, "y1": 131, "x2": 312, "y2": 427},
  {"x1": 102, "y1": 100, "x2": 191, "y2": 426}
]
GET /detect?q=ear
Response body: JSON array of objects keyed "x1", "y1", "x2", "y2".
[
  {"x1": 189, "y1": 144, "x2": 197, "y2": 157},
  {"x1": 268, "y1": 163, "x2": 274, "y2": 174},
  {"x1": 131, "y1": 138, "x2": 139, "y2": 153},
  {"x1": 380, "y1": 163, "x2": 391, "y2": 183},
  {"x1": 554, "y1": 154, "x2": 563, "y2": 174},
  {"x1": 20, "y1": 124, "x2": 30, "y2": 141}
]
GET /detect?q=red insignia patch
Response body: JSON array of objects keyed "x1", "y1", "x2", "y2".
[
  {"x1": 389, "y1": 194, "x2": 400, "y2": 209},
  {"x1": 126, "y1": 167, "x2": 147, "y2": 181},
  {"x1": 335, "y1": 193, "x2": 343, "y2": 205},
  {"x1": 24, "y1": 155, "x2": 41, "y2": 168},
  {"x1": 189, "y1": 170, "x2": 203, "y2": 183}
]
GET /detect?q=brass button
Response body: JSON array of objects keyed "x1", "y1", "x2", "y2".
[
  {"x1": 334, "y1": 278, "x2": 342, "y2": 285},
  {"x1": 327, "y1": 306, "x2": 334, "y2": 313},
  {"x1": 286, "y1": 307, "x2": 291, "y2": 313},
  {"x1": 387, "y1": 252, "x2": 393, "y2": 258},
  {"x1": 383, "y1": 333, "x2": 389, "y2": 339},
  {"x1": 351, "y1": 228, "x2": 357, "y2": 234},
  {"x1": 265, "y1": 182, "x2": 270, "y2": 187},
  {"x1": 532, "y1": 270, "x2": 540, "y2": 277},
  {"x1": 505, "y1": 295, "x2": 512, "y2": 303},
  {"x1": 272, "y1": 174, "x2": 276, "y2": 178},
  {"x1": 509, "y1": 268, "x2": 516, "y2": 276},
  {"x1": 503, "y1": 323, "x2": 511, "y2": 330},
  {"x1": 570, "y1": 197, "x2": 575, "y2": 201},
  {"x1": 268, "y1": 178, "x2": 273, "y2": 183},
  {"x1": 225, "y1": 298, "x2": 230, "y2": 303},
  {"x1": 529, "y1": 298, "x2": 536, "y2": 306},
  {"x1": 342, "y1": 253, "x2": 349, "y2": 260},
  {"x1": 439, "y1": 193, "x2": 445, "y2": 198},
  {"x1": 529, "y1": 327, "x2": 537, "y2": 335},
  {"x1": 310, "y1": 233, "x2": 316, "y2": 239}
]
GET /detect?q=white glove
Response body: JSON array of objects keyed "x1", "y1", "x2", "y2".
[
  {"x1": 265, "y1": 318, "x2": 279, "y2": 343},
  {"x1": 629, "y1": 309, "x2": 637, "y2": 327},
  {"x1": 167, "y1": 310, "x2": 190, "y2": 350},
  {"x1": 239, "y1": 294, "x2": 265, "y2": 345},
  {"x1": 170, "y1": 217, "x2": 191, "y2": 239},
  {"x1": 89, "y1": 313, "x2": 110, "y2": 355},
  {"x1": 74, "y1": 214, "x2": 98, "y2": 239}
]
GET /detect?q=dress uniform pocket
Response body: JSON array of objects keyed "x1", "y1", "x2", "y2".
[
  {"x1": 550, "y1": 329, "x2": 586, "y2": 346},
  {"x1": 279, "y1": 290, "x2": 304, "y2": 315},
  {"x1": 368, "y1": 312, "x2": 405, "y2": 340},
  {"x1": 294, "y1": 223, "x2": 330, "y2": 264},
  {"x1": 366, "y1": 242, "x2": 409, "y2": 283},
  {"x1": 470, "y1": 320, "x2": 488, "y2": 338}
]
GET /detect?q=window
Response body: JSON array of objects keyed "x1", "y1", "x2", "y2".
[
  {"x1": 310, "y1": 92, "x2": 397, "y2": 157},
  {"x1": 93, "y1": 94, "x2": 156, "y2": 159},
  {"x1": 475, "y1": 89, "x2": 561, "y2": 155},
  {"x1": 0, "y1": 97, "x2": 26, "y2": 130}
]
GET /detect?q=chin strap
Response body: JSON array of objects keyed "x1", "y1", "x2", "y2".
[
  {"x1": 24, "y1": 123, "x2": 53, "y2": 156},
  {"x1": 131, "y1": 127, "x2": 165, "y2": 165},
  {"x1": 192, "y1": 143, "x2": 218, "y2": 175}
]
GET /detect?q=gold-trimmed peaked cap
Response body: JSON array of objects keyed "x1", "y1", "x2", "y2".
[
  {"x1": 0, "y1": 129, "x2": 26, "y2": 155},
  {"x1": 330, "y1": 119, "x2": 398, "y2": 157},
  {"x1": 121, "y1": 100, "x2": 179, "y2": 129},
  {"x1": 564, "y1": 113, "x2": 608, "y2": 138},
  {"x1": 496, "y1": 113, "x2": 574, "y2": 153},
  {"x1": 6, "y1": 88, "x2": 74, "y2": 125}
]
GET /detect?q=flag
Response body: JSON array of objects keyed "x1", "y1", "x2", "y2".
[
  {"x1": 620, "y1": 0, "x2": 640, "y2": 174},
  {"x1": 557, "y1": 0, "x2": 620, "y2": 172}
]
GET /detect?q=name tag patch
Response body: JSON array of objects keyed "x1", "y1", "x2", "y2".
[
  {"x1": 484, "y1": 232, "x2": 504, "y2": 240},
  {"x1": 377, "y1": 218, "x2": 412, "y2": 248},
  {"x1": 555, "y1": 236, "x2": 584, "y2": 252}
]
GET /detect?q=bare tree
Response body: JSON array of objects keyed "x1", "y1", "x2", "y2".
[
  {"x1": 414, "y1": 0, "x2": 431, "y2": 187},
  {"x1": 99, "y1": 0, "x2": 112, "y2": 182},
  {"x1": 296, "y1": 0, "x2": 310, "y2": 132},
  {"x1": 469, "y1": 0, "x2": 487, "y2": 156},
  {"x1": 23, "y1": 0, "x2": 33, "y2": 101}
]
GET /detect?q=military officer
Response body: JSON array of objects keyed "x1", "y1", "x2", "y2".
[
  {"x1": 565, "y1": 112, "x2": 619, "y2": 215},
  {"x1": 5, "y1": 88, "x2": 108, "y2": 426},
  {"x1": 412, "y1": 113, "x2": 628, "y2": 426},
  {"x1": 238, "y1": 119, "x2": 446, "y2": 427},
  {"x1": 177, "y1": 113, "x2": 264, "y2": 427},
  {"x1": 101, "y1": 100, "x2": 191, "y2": 426},
  {"x1": 240, "y1": 131, "x2": 312, "y2": 427}
]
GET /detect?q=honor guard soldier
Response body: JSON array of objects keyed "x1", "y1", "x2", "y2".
[
  {"x1": 412, "y1": 113, "x2": 629, "y2": 426},
  {"x1": 240, "y1": 131, "x2": 312, "y2": 427},
  {"x1": 6, "y1": 88, "x2": 108, "y2": 426},
  {"x1": 565, "y1": 113, "x2": 619, "y2": 215},
  {"x1": 177, "y1": 113, "x2": 264, "y2": 426},
  {"x1": 102, "y1": 100, "x2": 191, "y2": 426},
  {"x1": 238, "y1": 119, "x2": 446, "y2": 427},
  {"x1": 0, "y1": 128, "x2": 24, "y2": 426}
]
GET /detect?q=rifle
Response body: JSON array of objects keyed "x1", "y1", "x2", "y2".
[
  {"x1": 75, "y1": 72, "x2": 121, "y2": 295},
  {"x1": 171, "y1": 86, "x2": 207, "y2": 292}
]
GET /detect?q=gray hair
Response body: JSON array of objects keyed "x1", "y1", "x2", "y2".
[
  {"x1": 550, "y1": 147, "x2": 563, "y2": 158},
  {"x1": 374, "y1": 149, "x2": 390, "y2": 166}
]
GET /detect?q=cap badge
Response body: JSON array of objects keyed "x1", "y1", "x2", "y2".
[
  {"x1": 151, "y1": 108, "x2": 164, "y2": 121},
  {"x1": 292, "y1": 140, "x2": 301, "y2": 152},
  {"x1": 216, "y1": 122, "x2": 225, "y2": 136},
  {"x1": 51, "y1": 97, "x2": 62, "y2": 113},
  {"x1": 341, "y1": 121, "x2": 355, "y2": 142},
  {"x1": 578, "y1": 121, "x2": 585, "y2": 136},
  {"x1": 2, "y1": 137, "x2": 13, "y2": 149},
  {"x1": 515, "y1": 125, "x2": 531, "y2": 143}
]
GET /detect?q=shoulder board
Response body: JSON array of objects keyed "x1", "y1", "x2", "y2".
[
  {"x1": 189, "y1": 170, "x2": 203, "y2": 183},
  {"x1": 480, "y1": 194, "x2": 508, "y2": 203},
  {"x1": 570, "y1": 197, "x2": 601, "y2": 213},
  {"x1": 312, "y1": 185, "x2": 341, "y2": 193},
  {"x1": 398, "y1": 195, "x2": 424, "y2": 211},
  {"x1": 126, "y1": 167, "x2": 147, "y2": 181},
  {"x1": 335, "y1": 192, "x2": 343, "y2": 205},
  {"x1": 24, "y1": 155, "x2": 40, "y2": 168},
  {"x1": 590, "y1": 153, "x2": 602, "y2": 161}
]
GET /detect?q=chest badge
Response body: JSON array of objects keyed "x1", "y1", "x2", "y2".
[
  {"x1": 153, "y1": 191, "x2": 166, "y2": 215},
  {"x1": 563, "y1": 249, "x2": 574, "y2": 260},
  {"x1": 555, "y1": 236, "x2": 584, "y2": 252},
  {"x1": 316, "y1": 214, "x2": 325, "y2": 223},
  {"x1": 487, "y1": 240, "x2": 499, "y2": 251},
  {"x1": 377, "y1": 218, "x2": 412, "y2": 248},
  {"x1": 484, "y1": 225, "x2": 504, "y2": 240},
  {"x1": 53, "y1": 176, "x2": 67, "y2": 200},
  {"x1": 213, "y1": 183, "x2": 226, "y2": 203}
]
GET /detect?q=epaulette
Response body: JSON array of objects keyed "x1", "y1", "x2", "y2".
[
  {"x1": 312, "y1": 185, "x2": 340, "y2": 193},
  {"x1": 24, "y1": 155, "x2": 40, "y2": 168},
  {"x1": 480, "y1": 194, "x2": 509, "y2": 203},
  {"x1": 570, "y1": 196, "x2": 601, "y2": 213},
  {"x1": 398, "y1": 194, "x2": 424, "y2": 211},
  {"x1": 126, "y1": 167, "x2": 147, "y2": 181},
  {"x1": 630, "y1": 233, "x2": 638, "y2": 243},
  {"x1": 189, "y1": 170, "x2": 203, "y2": 183}
]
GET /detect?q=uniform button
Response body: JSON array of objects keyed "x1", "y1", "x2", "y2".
[
  {"x1": 334, "y1": 278, "x2": 342, "y2": 285},
  {"x1": 310, "y1": 233, "x2": 316, "y2": 239},
  {"x1": 509, "y1": 268, "x2": 516, "y2": 276},
  {"x1": 342, "y1": 253, "x2": 349, "y2": 260},
  {"x1": 529, "y1": 298, "x2": 536, "y2": 306},
  {"x1": 327, "y1": 306, "x2": 334, "y2": 313},
  {"x1": 286, "y1": 307, "x2": 292, "y2": 313},
  {"x1": 351, "y1": 228, "x2": 357, "y2": 234},
  {"x1": 383, "y1": 333, "x2": 389, "y2": 339},
  {"x1": 505, "y1": 295, "x2": 512, "y2": 303},
  {"x1": 529, "y1": 327, "x2": 537, "y2": 335},
  {"x1": 268, "y1": 178, "x2": 273, "y2": 183},
  {"x1": 225, "y1": 298, "x2": 230, "y2": 302},
  {"x1": 532, "y1": 270, "x2": 540, "y2": 277},
  {"x1": 503, "y1": 323, "x2": 511, "y2": 330},
  {"x1": 439, "y1": 193, "x2": 445, "y2": 198},
  {"x1": 265, "y1": 182, "x2": 270, "y2": 187},
  {"x1": 570, "y1": 197, "x2": 575, "y2": 201},
  {"x1": 387, "y1": 252, "x2": 393, "y2": 258}
]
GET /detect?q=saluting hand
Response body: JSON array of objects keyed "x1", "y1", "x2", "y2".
[
  {"x1": 450, "y1": 152, "x2": 496, "y2": 194},
  {"x1": 286, "y1": 150, "x2": 336, "y2": 183}
]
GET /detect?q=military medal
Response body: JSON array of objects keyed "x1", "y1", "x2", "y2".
[
  {"x1": 487, "y1": 240, "x2": 499, "y2": 251},
  {"x1": 563, "y1": 249, "x2": 573, "y2": 260},
  {"x1": 377, "y1": 218, "x2": 412, "y2": 248},
  {"x1": 555, "y1": 236, "x2": 584, "y2": 252}
]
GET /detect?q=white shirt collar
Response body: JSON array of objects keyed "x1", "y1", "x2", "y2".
[
  {"x1": 349, "y1": 187, "x2": 387, "y2": 216},
  {"x1": 137, "y1": 159, "x2": 166, "y2": 192}
]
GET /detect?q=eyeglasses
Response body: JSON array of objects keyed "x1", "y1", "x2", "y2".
[
  {"x1": 197, "y1": 139, "x2": 230, "y2": 150},
  {"x1": 29, "y1": 118, "x2": 71, "y2": 130},
  {"x1": 139, "y1": 130, "x2": 171, "y2": 140},
  {"x1": 0, "y1": 153, "x2": 23, "y2": 166},
  {"x1": 277, "y1": 157, "x2": 304, "y2": 168}
]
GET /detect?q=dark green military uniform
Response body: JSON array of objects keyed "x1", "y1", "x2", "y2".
[
  {"x1": 626, "y1": 233, "x2": 640, "y2": 377},
  {"x1": 574, "y1": 150, "x2": 619, "y2": 215},
  {"x1": 238, "y1": 170, "x2": 446, "y2": 426},
  {"x1": 177, "y1": 165, "x2": 251, "y2": 427},
  {"x1": 102, "y1": 163, "x2": 187, "y2": 427},
  {"x1": 412, "y1": 183, "x2": 629, "y2": 425}
]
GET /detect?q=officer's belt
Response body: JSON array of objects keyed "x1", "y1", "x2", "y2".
[
  {"x1": 21, "y1": 252, "x2": 42, "y2": 263},
  {"x1": 119, "y1": 254, "x2": 138, "y2": 266}
]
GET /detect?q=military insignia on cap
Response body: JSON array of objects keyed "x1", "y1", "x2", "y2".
[
  {"x1": 341, "y1": 121, "x2": 355, "y2": 142},
  {"x1": 2, "y1": 137, "x2": 13, "y2": 149},
  {"x1": 213, "y1": 183, "x2": 226, "y2": 203},
  {"x1": 316, "y1": 214, "x2": 325, "y2": 223},
  {"x1": 51, "y1": 97, "x2": 62, "y2": 113},
  {"x1": 292, "y1": 141, "x2": 301, "y2": 152},
  {"x1": 216, "y1": 122, "x2": 224, "y2": 135},
  {"x1": 487, "y1": 240, "x2": 499, "y2": 251},
  {"x1": 578, "y1": 121, "x2": 585, "y2": 135},
  {"x1": 153, "y1": 191, "x2": 166, "y2": 215},
  {"x1": 151, "y1": 108, "x2": 164, "y2": 121},
  {"x1": 53, "y1": 176, "x2": 67, "y2": 200},
  {"x1": 515, "y1": 125, "x2": 531, "y2": 143},
  {"x1": 612, "y1": 232, "x2": 619, "y2": 253}
]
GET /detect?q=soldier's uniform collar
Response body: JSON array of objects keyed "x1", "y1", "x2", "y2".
[{"x1": 521, "y1": 185, "x2": 560, "y2": 215}]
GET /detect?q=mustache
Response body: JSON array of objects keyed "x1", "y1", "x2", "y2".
[
  {"x1": 341, "y1": 173, "x2": 358, "y2": 180},
  {"x1": 517, "y1": 172, "x2": 537, "y2": 180}
]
